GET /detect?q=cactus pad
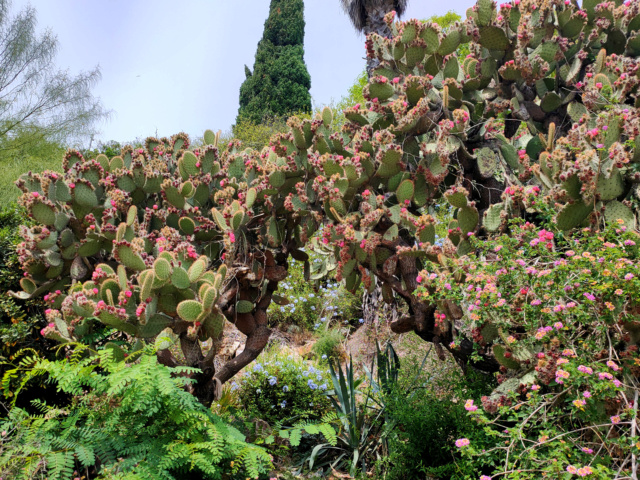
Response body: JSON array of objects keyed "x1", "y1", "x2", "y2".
[
  {"x1": 556, "y1": 201, "x2": 593, "y2": 231},
  {"x1": 604, "y1": 201, "x2": 636, "y2": 229},
  {"x1": 493, "y1": 344, "x2": 521, "y2": 370},
  {"x1": 236, "y1": 300, "x2": 254, "y2": 314},
  {"x1": 179, "y1": 216, "x2": 196, "y2": 235},
  {"x1": 177, "y1": 300, "x2": 204, "y2": 322},
  {"x1": 368, "y1": 80, "x2": 394, "y2": 101},
  {"x1": 396, "y1": 179, "x2": 415, "y2": 204},
  {"x1": 479, "y1": 27, "x2": 509, "y2": 50},
  {"x1": 188, "y1": 257, "x2": 206, "y2": 283},
  {"x1": 484, "y1": 203, "x2": 504, "y2": 232},
  {"x1": 476, "y1": 148, "x2": 498, "y2": 178},
  {"x1": 458, "y1": 206, "x2": 479, "y2": 234},
  {"x1": 203, "y1": 129, "x2": 217, "y2": 145},
  {"x1": 596, "y1": 171, "x2": 624, "y2": 201},
  {"x1": 115, "y1": 245, "x2": 146, "y2": 271},
  {"x1": 171, "y1": 267, "x2": 191, "y2": 290},
  {"x1": 445, "y1": 191, "x2": 468, "y2": 208},
  {"x1": 31, "y1": 201, "x2": 56, "y2": 226},
  {"x1": 179, "y1": 151, "x2": 200, "y2": 178}
]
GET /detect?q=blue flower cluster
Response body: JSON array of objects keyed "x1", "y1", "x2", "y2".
[
  {"x1": 236, "y1": 353, "x2": 332, "y2": 423},
  {"x1": 267, "y1": 257, "x2": 362, "y2": 331}
]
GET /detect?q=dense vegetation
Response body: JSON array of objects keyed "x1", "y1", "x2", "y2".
[{"x1": 2, "y1": 0, "x2": 640, "y2": 478}]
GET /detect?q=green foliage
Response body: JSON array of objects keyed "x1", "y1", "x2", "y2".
[
  {"x1": 334, "y1": 70, "x2": 368, "y2": 126},
  {"x1": 267, "y1": 259, "x2": 362, "y2": 331},
  {"x1": 82, "y1": 140, "x2": 124, "y2": 160},
  {"x1": 237, "y1": 0, "x2": 311, "y2": 124},
  {"x1": 312, "y1": 328, "x2": 343, "y2": 363},
  {"x1": 427, "y1": 10, "x2": 462, "y2": 29},
  {"x1": 0, "y1": 206, "x2": 48, "y2": 364},
  {"x1": 379, "y1": 366, "x2": 492, "y2": 479},
  {"x1": 420, "y1": 218, "x2": 640, "y2": 478},
  {"x1": 0, "y1": 131, "x2": 64, "y2": 204},
  {"x1": 265, "y1": 411, "x2": 338, "y2": 449},
  {"x1": 306, "y1": 357, "x2": 389, "y2": 477},
  {"x1": 0, "y1": 346, "x2": 271, "y2": 479},
  {"x1": 235, "y1": 346, "x2": 331, "y2": 425},
  {"x1": 228, "y1": 112, "x2": 308, "y2": 151}
]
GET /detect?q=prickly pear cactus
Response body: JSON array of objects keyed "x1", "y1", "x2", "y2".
[{"x1": 13, "y1": 131, "x2": 315, "y2": 405}]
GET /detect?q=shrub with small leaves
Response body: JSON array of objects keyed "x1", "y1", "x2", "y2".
[
  {"x1": 312, "y1": 328, "x2": 344, "y2": 364},
  {"x1": 268, "y1": 257, "x2": 362, "y2": 331},
  {"x1": 0, "y1": 206, "x2": 49, "y2": 363},
  {"x1": 235, "y1": 347, "x2": 331, "y2": 425},
  {"x1": 418, "y1": 217, "x2": 640, "y2": 478}
]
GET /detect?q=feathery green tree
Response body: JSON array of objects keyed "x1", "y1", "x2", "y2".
[{"x1": 236, "y1": 0, "x2": 311, "y2": 125}]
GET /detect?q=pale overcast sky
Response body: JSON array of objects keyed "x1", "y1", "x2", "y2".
[{"x1": 12, "y1": 0, "x2": 474, "y2": 144}]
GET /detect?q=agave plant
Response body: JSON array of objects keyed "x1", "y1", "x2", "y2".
[
  {"x1": 307, "y1": 343, "x2": 429, "y2": 476},
  {"x1": 307, "y1": 357, "x2": 386, "y2": 476}
]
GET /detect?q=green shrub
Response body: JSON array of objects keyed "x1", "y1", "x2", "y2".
[
  {"x1": 0, "y1": 346, "x2": 271, "y2": 479},
  {"x1": 0, "y1": 133, "x2": 64, "y2": 205},
  {"x1": 380, "y1": 368, "x2": 493, "y2": 479},
  {"x1": 268, "y1": 258, "x2": 362, "y2": 331},
  {"x1": 312, "y1": 328, "x2": 343, "y2": 363},
  {"x1": 420, "y1": 217, "x2": 640, "y2": 479},
  {"x1": 226, "y1": 114, "x2": 293, "y2": 151},
  {"x1": 235, "y1": 346, "x2": 331, "y2": 425},
  {"x1": 236, "y1": 0, "x2": 311, "y2": 124},
  {"x1": 0, "y1": 206, "x2": 48, "y2": 364}
]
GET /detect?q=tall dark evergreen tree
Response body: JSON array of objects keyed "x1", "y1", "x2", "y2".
[{"x1": 237, "y1": 0, "x2": 311, "y2": 125}]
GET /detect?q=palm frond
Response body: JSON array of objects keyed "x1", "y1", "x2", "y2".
[{"x1": 340, "y1": 0, "x2": 408, "y2": 32}]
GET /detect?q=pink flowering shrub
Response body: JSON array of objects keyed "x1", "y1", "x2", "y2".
[{"x1": 417, "y1": 218, "x2": 640, "y2": 478}]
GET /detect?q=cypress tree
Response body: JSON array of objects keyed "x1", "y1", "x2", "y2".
[{"x1": 236, "y1": 0, "x2": 311, "y2": 125}]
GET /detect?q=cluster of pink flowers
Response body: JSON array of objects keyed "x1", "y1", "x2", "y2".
[
  {"x1": 577, "y1": 365, "x2": 593, "y2": 375},
  {"x1": 555, "y1": 369, "x2": 570, "y2": 384},
  {"x1": 572, "y1": 398, "x2": 586, "y2": 409},
  {"x1": 606, "y1": 361, "x2": 620, "y2": 371},
  {"x1": 535, "y1": 326, "x2": 553, "y2": 339},
  {"x1": 454, "y1": 438, "x2": 470, "y2": 448},
  {"x1": 464, "y1": 399, "x2": 478, "y2": 412},
  {"x1": 566, "y1": 465, "x2": 593, "y2": 476}
]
